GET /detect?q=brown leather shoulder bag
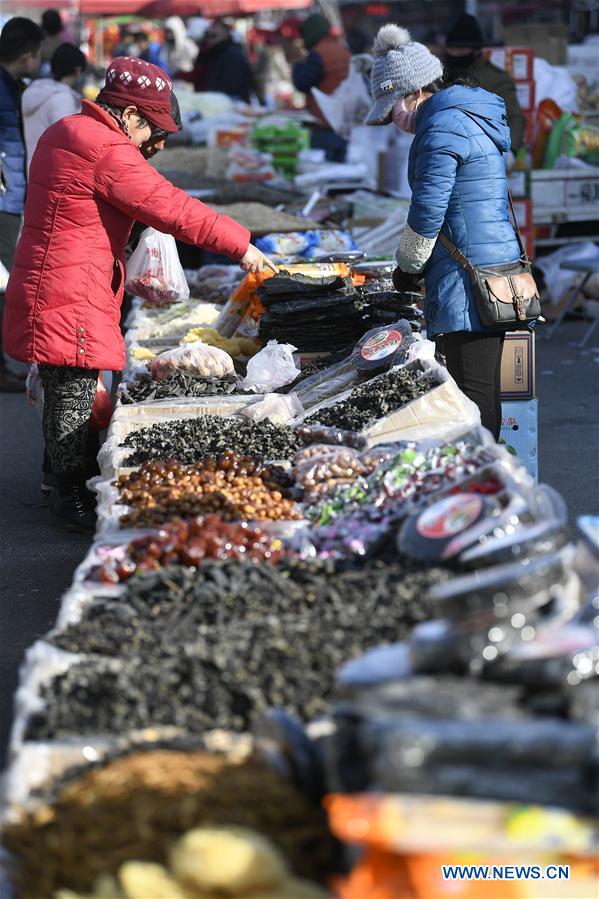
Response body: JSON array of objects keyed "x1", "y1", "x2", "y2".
[{"x1": 439, "y1": 192, "x2": 542, "y2": 330}]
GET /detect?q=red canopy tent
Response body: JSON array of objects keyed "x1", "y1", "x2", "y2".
[
  {"x1": 139, "y1": 0, "x2": 310, "y2": 14},
  {"x1": 9, "y1": 0, "x2": 309, "y2": 13},
  {"x1": 5, "y1": 0, "x2": 148, "y2": 11}
]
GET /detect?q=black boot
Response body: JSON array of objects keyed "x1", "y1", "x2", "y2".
[{"x1": 50, "y1": 479, "x2": 96, "y2": 534}]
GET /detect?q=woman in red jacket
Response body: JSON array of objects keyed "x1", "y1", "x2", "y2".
[{"x1": 4, "y1": 57, "x2": 274, "y2": 532}]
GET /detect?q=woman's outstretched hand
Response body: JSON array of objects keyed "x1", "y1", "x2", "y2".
[{"x1": 240, "y1": 244, "x2": 278, "y2": 274}]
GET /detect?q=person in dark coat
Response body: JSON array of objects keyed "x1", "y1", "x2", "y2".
[
  {"x1": 291, "y1": 14, "x2": 350, "y2": 161},
  {"x1": 0, "y1": 17, "x2": 43, "y2": 392},
  {"x1": 367, "y1": 24, "x2": 521, "y2": 439},
  {"x1": 445, "y1": 14, "x2": 526, "y2": 152},
  {"x1": 185, "y1": 20, "x2": 252, "y2": 103}
]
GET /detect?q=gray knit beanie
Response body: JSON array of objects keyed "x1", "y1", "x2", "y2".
[{"x1": 366, "y1": 24, "x2": 443, "y2": 126}]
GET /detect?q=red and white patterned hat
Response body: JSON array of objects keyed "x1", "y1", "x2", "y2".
[{"x1": 97, "y1": 57, "x2": 178, "y2": 133}]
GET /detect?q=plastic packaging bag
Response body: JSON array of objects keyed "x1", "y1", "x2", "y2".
[
  {"x1": 240, "y1": 391, "x2": 304, "y2": 425},
  {"x1": 239, "y1": 340, "x2": 300, "y2": 393},
  {"x1": 125, "y1": 227, "x2": 190, "y2": 305},
  {"x1": 26, "y1": 364, "x2": 43, "y2": 416},
  {"x1": 292, "y1": 444, "x2": 397, "y2": 503},
  {"x1": 312, "y1": 59, "x2": 372, "y2": 139},
  {"x1": 149, "y1": 341, "x2": 235, "y2": 380},
  {"x1": 0, "y1": 259, "x2": 9, "y2": 291},
  {"x1": 256, "y1": 231, "x2": 316, "y2": 258},
  {"x1": 89, "y1": 373, "x2": 113, "y2": 432},
  {"x1": 292, "y1": 357, "x2": 361, "y2": 409}
]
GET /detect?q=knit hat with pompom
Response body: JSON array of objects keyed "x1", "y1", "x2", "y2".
[{"x1": 366, "y1": 24, "x2": 443, "y2": 126}]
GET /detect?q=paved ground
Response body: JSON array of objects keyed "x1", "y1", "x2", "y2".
[{"x1": 1, "y1": 319, "x2": 598, "y2": 768}]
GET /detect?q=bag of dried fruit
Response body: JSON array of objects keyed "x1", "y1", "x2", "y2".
[{"x1": 125, "y1": 227, "x2": 190, "y2": 306}]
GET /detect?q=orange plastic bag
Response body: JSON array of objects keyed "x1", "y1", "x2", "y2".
[{"x1": 336, "y1": 849, "x2": 525, "y2": 899}]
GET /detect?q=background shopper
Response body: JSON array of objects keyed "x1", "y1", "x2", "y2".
[
  {"x1": 39, "y1": 9, "x2": 73, "y2": 67},
  {"x1": 163, "y1": 16, "x2": 198, "y2": 75},
  {"x1": 0, "y1": 17, "x2": 43, "y2": 393},
  {"x1": 444, "y1": 13, "x2": 526, "y2": 152},
  {"x1": 291, "y1": 14, "x2": 350, "y2": 161},
  {"x1": 3, "y1": 57, "x2": 274, "y2": 532},
  {"x1": 184, "y1": 20, "x2": 252, "y2": 102},
  {"x1": 367, "y1": 24, "x2": 521, "y2": 439},
  {"x1": 23, "y1": 43, "x2": 86, "y2": 172}
]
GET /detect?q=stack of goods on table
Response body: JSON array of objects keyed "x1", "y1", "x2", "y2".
[
  {"x1": 258, "y1": 272, "x2": 362, "y2": 353},
  {"x1": 354, "y1": 260, "x2": 423, "y2": 331},
  {"x1": 3, "y1": 252, "x2": 597, "y2": 899},
  {"x1": 256, "y1": 267, "x2": 421, "y2": 356},
  {"x1": 251, "y1": 120, "x2": 310, "y2": 178}
]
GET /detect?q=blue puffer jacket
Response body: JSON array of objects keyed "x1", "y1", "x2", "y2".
[
  {"x1": 404, "y1": 85, "x2": 520, "y2": 336},
  {"x1": 0, "y1": 67, "x2": 26, "y2": 215}
]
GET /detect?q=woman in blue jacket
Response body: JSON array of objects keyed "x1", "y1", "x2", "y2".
[{"x1": 367, "y1": 25, "x2": 520, "y2": 439}]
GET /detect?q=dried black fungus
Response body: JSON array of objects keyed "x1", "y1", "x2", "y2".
[
  {"x1": 306, "y1": 368, "x2": 436, "y2": 432},
  {"x1": 120, "y1": 371, "x2": 242, "y2": 404},
  {"x1": 31, "y1": 560, "x2": 447, "y2": 739},
  {"x1": 121, "y1": 416, "x2": 302, "y2": 465}
]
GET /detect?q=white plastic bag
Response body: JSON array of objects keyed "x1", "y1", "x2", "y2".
[
  {"x1": 149, "y1": 340, "x2": 235, "y2": 380},
  {"x1": 239, "y1": 340, "x2": 300, "y2": 393},
  {"x1": 0, "y1": 259, "x2": 9, "y2": 291},
  {"x1": 125, "y1": 227, "x2": 189, "y2": 305},
  {"x1": 26, "y1": 363, "x2": 43, "y2": 417},
  {"x1": 312, "y1": 58, "x2": 372, "y2": 138},
  {"x1": 241, "y1": 391, "x2": 304, "y2": 424},
  {"x1": 534, "y1": 240, "x2": 599, "y2": 304}
]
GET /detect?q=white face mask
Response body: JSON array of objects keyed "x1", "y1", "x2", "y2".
[{"x1": 392, "y1": 98, "x2": 417, "y2": 133}]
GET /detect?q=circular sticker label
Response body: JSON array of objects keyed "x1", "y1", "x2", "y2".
[
  {"x1": 361, "y1": 329, "x2": 403, "y2": 361},
  {"x1": 417, "y1": 494, "x2": 483, "y2": 540}
]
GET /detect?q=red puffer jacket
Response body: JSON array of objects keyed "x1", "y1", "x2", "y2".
[{"x1": 3, "y1": 101, "x2": 250, "y2": 371}]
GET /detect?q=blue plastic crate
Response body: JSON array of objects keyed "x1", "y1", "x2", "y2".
[{"x1": 500, "y1": 399, "x2": 538, "y2": 483}]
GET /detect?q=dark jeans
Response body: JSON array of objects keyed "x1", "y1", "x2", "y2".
[
  {"x1": 0, "y1": 211, "x2": 21, "y2": 364},
  {"x1": 310, "y1": 128, "x2": 348, "y2": 163},
  {"x1": 38, "y1": 365, "x2": 100, "y2": 483},
  {"x1": 437, "y1": 331, "x2": 505, "y2": 440}
]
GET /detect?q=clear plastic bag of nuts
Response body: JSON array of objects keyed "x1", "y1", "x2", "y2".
[{"x1": 292, "y1": 444, "x2": 398, "y2": 500}]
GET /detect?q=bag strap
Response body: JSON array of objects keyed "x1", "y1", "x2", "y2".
[
  {"x1": 438, "y1": 232, "x2": 477, "y2": 278},
  {"x1": 439, "y1": 187, "x2": 530, "y2": 272},
  {"x1": 506, "y1": 187, "x2": 530, "y2": 264}
]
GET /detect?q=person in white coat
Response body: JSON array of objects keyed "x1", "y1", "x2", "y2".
[
  {"x1": 23, "y1": 42, "x2": 86, "y2": 171},
  {"x1": 164, "y1": 16, "x2": 198, "y2": 74}
]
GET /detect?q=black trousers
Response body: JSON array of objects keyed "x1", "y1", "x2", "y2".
[
  {"x1": 38, "y1": 365, "x2": 100, "y2": 482},
  {"x1": 437, "y1": 331, "x2": 505, "y2": 440}
]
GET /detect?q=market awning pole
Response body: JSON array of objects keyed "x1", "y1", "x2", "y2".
[{"x1": 317, "y1": 0, "x2": 344, "y2": 35}]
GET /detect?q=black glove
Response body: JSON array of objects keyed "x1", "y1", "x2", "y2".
[{"x1": 392, "y1": 267, "x2": 424, "y2": 293}]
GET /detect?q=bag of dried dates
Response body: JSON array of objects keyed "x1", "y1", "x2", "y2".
[{"x1": 125, "y1": 227, "x2": 190, "y2": 306}]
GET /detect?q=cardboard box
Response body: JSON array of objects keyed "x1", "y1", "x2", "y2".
[
  {"x1": 500, "y1": 399, "x2": 538, "y2": 483},
  {"x1": 502, "y1": 24, "x2": 567, "y2": 66},
  {"x1": 500, "y1": 331, "x2": 536, "y2": 400},
  {"x1": 511, "y1": 198, "x2": 533, "y2": 230},
  {"x1": 515, "y1": 80, "x2": 536, "y2": 111},
  {"x1": 510, "y1": 48, "x2": 535, "y2": 81},
  {"x1": 483, "y1": 47, "x2": 534, "y2": 80},
  {"x1": 508, "y1": 168, "x2": 530, "y2": 198}
]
